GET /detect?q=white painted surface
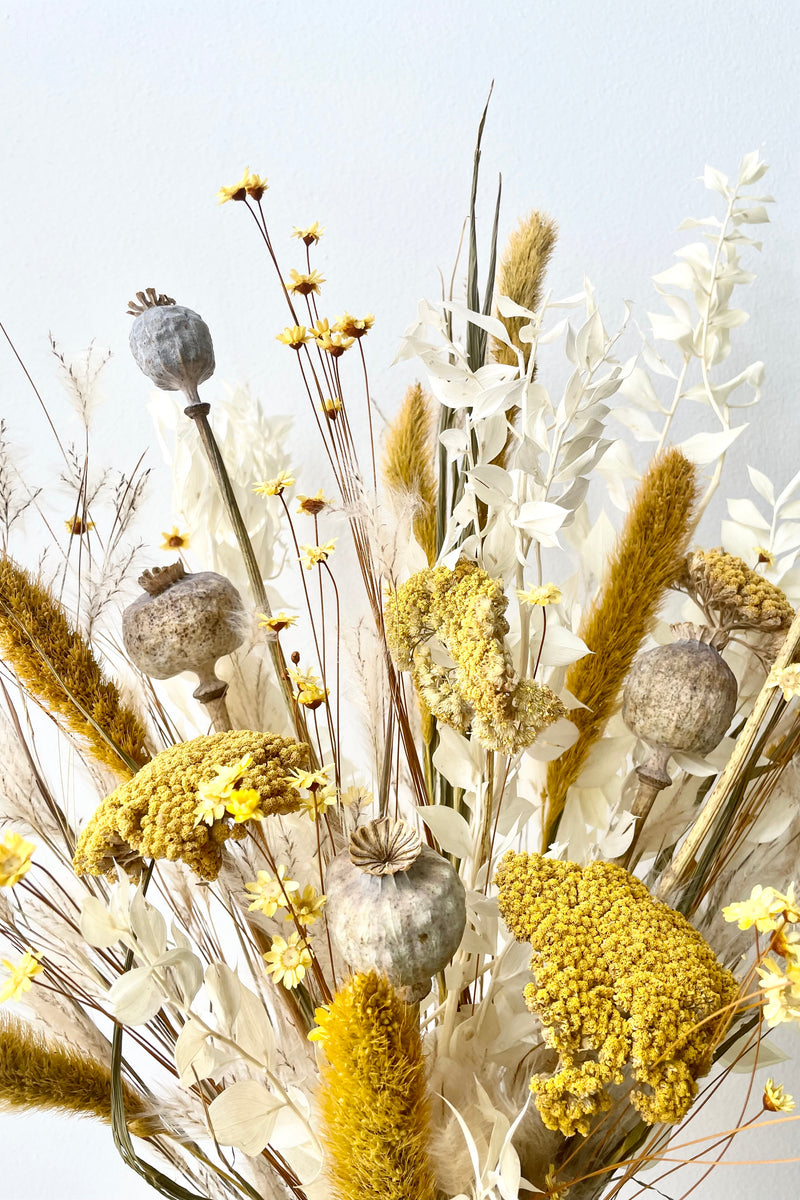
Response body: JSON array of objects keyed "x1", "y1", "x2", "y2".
[{"x1": 0, "y1": 2, "x2": 798, "y2": 1196}]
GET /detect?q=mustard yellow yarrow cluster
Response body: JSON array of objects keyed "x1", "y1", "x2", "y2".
[
  {"x1": 73, "y1": 730, "x2": 308, "y2": 881},
  {"x1": 494, "y1": 853, "x2": 737, "y2": 1136},
  {"x1": 311, "y1": 972, "x2": 436, "y2": 1200},
  {"x1": 384, "y1": 559, "x2": 565, "y2": 754},
  {"x1": 681, "y1": 548, "x2": 794, "y2": 632}
]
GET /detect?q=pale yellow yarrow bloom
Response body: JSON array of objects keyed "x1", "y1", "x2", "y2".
[
  {"x1": 333, "y1": 312, "x2": 374, "y2": 339},
  {"x1": 263, "y1": 932, "x2": 312, "y2": 989},
  {"x1": 292, "y1": 222, "x2": 324, "y2": 245},
  {"x1": 287, "y1": 269, "x2": 325, "y2": 296},
  {"x1": 160, "y1": 526, "x2": 190, "y2": 552},
  {"x1": 299, "y1": 539, "x2": 337, "y2": 570},
  {"x1": 217, "y1": 168, "x2": 268, "y2": 204},
  {"x1": 245, "y1": 866, "x2": 300, "y2": 918},
  {"x1": 763, "y1": 1078, "x2": 795, "y2": 1113},
  {"x1": 723, "y1": 884, "x2": 798, "y2": 932},
  {"x1": 517, "y1": 582, "x2": 563, "y2": 607},
  {"x1": 254, "y1": 471, "x2": 295, "y2": 497},
  {"x1": 276, "y1": 325, "x2": 310, "y2": 350},
  {"x1": 0, "y1": 831, "x2": 35, "y2": 888},
  {"x1": 225, "y1": 788, "x2": 262, "y2": 823},
  {"x1": 0, "y1": 950, "x2": 43, "y2": 1004},
  {"x1": 258, "y1": 612, "x2": 298, "y2": 633},
  {"x1": 766, "y1": 663, "x2": 800, "y2": 702},
  {"x1": 286, "y1": 884, "x2": 326, "y2": 925}
]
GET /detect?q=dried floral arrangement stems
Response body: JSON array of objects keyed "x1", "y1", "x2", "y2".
[{"x1": 0, "y1": 134, "x2": 799, "y2": 1200}]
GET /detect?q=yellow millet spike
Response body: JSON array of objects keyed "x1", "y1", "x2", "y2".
[
  {"x1": 73, "y1": 730, "x2": 308, "y2": 881},
  {"x1": 494, "y1": 852, "x2": 738, "y2": 1137},
  {"x1": 313, "y1": 972, "x2": 437, "y2": 1200},
  {"x1": 384, "y1": 559, "x2": 565, "y2": 754}
]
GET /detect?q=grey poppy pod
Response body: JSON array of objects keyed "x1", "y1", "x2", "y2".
[
  {"x1": 123, "y1": 562, "x2": 245, "y2": 703},
  {"x1": 325, "y1": 817, "x2": 466, "y2": 1003},
  {"x1": 128, "y1": 290, "x2": 214, "y2": 403},
  {"x1": 622, "y1": 623, "x2": 737, "y2": 786}
]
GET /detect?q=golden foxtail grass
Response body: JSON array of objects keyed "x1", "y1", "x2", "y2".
[
  {"x1": 493, "y1": 210, "x2": 557, "y2": 369},
  {"x1": 314, "y1": 972, "x2": 437, "y2": 1200},
  {"x1": 0, "y1": 1013, "x2": 154, "y2": 1133},
  {"x1": 382, "y1": 382, "x2": 438, "y2": 567},
  {"x1": 544, "y1": 449, "x2": 699, "y2": 845},
  {"x1": 0, "y1": 557, "x2": 150, "y2": 777}
]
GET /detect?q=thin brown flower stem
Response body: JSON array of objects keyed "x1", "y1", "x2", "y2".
[
  {"x1": 358, "y1": 340, "x2": 377, "y2": 492},
  {"x1": 657, "y1": 605, "x2": 800, "y2": 901},
  {"x1": 249, "y1": 201, "x2": 302, "y2": 325},
  {"x1": 532, "y1": 605, "x2": 547, "y2": 678},
  {"x1": 483, "y1": 755, "x2": 512, "y2": 897},
  {"x1": 313, "y1": 515, "x2": 327, "y2": 693},
  {"x1": 322, "y1": 561, "x2": 342, "y2": 787},
  {"x1": 312, "y1": 800, "x2": 338, "y2": 990},
  {"x1": 182, "y1": 399, "x2": 313, "y2": 759}
]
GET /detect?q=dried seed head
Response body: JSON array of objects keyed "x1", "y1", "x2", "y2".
[
  {"x1": 129, "y1": 297, "x2": 215, "y2": 403},
  {"x1": 126, "y1": 288, "x2": 176, "y2": 316},
  {"x1": 349, "y1": 818, "x2": 423, "y2": 876}
]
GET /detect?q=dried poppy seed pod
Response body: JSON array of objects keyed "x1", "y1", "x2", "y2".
[
  {"x1": 619, "y1": 623, "x2": 738, "y2": 865},
  {"x1": 325, "y1": 817, "x2": 466, "y2": 1004},
  {"x1": 128, "y1": 290, "x2": 215, "y2": 407},
  {"x1": 122, "y1": 562, "x2": 245, "y2": 705}
]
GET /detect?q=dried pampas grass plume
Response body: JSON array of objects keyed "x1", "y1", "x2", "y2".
[
  {"x1": 0, "y1": 557, "x2": 150, "y2": 777},
  {"x1": 382, "y1": 382, "x2": 437, "y2": 567},
  {"x1": 493, "y1": 210, "x2": 557, "y2": 369},
  {"x1": 544, "y1": 449, "x2": 699, "y2": 844}
]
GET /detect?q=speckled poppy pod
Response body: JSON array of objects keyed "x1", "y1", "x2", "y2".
[
  {"x1": 122, "y1": 561, "x2": 245, "y2": 704},
  {"x1": 324, "y1": 817, "x2": 466, "y2": 1003},
  {"x1": 127, "y1": 288, "x2": 215, "y2": 407}
]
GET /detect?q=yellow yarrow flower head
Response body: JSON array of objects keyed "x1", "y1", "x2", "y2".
[
  {"x1": 245, "y1": 865, "x2": 300, "y2": 917},
  {"x1": 333, "y1": 312, "x2": 374, "y2": 339},
  {"x1": 287, "y1": 269, "x2": 325, "y2": 296},
  {"x1": 287, "y1": 884, "x2": 326, "y2": 925},
  {"x1": 217, "y1": 167, "x2": 268, "y2": 204},
  {"x1": 299, "y1": 539, "x2": 337, "y2": 570},
  {"x1": 763, "y1": 1078, "x2": 795, "y2": 1113},
  {"x1": 766, "y1": 663, "x2": 800, "y2": 702},
  {"x1": 263, "y1": 932, "x2": 312, "y2": 989},
  {"x1": 516, "y1": 582, "x2": 562, "y2": 607},
  {"x1": 292, "y1": 222, "x2": 324, "y2": 245},
  {"x1": 296, "y1": 489, "x2": 330, "y2": 516},
  {"x1": 64, "y1": 516, "x2": 95, "y2": 537},
  {"x1": 258, "y1": 612, "x2": 298, "y2": 634},
  {"x1": 0, "y1": 949, "x2": 43, "y2": 1004},
  {"x1": 254, "y1": 471, "x2": 295, "y2": 497},
  {"x1": 276, "y1": 325, "x2": 310, "y2": 350},
  {"x1": 0, "y1": 831, "x2": 36, "y2": 887}
]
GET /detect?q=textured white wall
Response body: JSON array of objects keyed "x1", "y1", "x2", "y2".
[{"x1": 0, "y1": 1, "x2": 798, "y2": 1196}]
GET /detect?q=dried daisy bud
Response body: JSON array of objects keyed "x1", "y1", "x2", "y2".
[
  {"x1": 128, "y1": 290, "x2": 215, "y2": 406},
  {"x1": 122, "y1": 562, "x2": 245, "y2": 704},
  {"x1": 325, "y1": 817, "x2": 466, "y2": 1003}
]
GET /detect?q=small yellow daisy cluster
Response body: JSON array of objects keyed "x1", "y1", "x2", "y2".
[
  {"x1": 310, "y1": 318, "x2": 353, "y2": 357},
  {"x1": 681, "y1": 548, "x2": 794, "y2": 633},
  {"x1": 385, "y1": 559, "x2": 565, "y2": 754},
  {"x1": 288, "y1": 666, "x2": 328, "y2": 709},
  {"x1": 73, "y1": 731, "x2": 308, "y2": 882},
  {"x1": 298, "y1": 538, "x2": 336, "y2": 569},
  {"x1": 217, "y1": 168, "x2": 268, "y2": 204},
  {"x1": 0, "y1": 831, "x2": 35, "y2": 888},
  {"x1": 723, "y1": 883, "x2": 800, "y2": 1027},
  {"x1": 494, "y1": 852, "x2": 737, "y2": 1136},
  {"x1": 285, "y1": 765, "x2": 338, "y2": 821}
]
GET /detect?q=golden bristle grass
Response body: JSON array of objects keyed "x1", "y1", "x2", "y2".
[
  {"x1": 382, "y1": 382, "x2": 437, "y2": 567},
  {"x1": 315, "y1": 972, "x2": 437, "y2": 1200},
  {"x1": 0, "y1": 557, "x2": 150, "y2": 777},
  {"x1": 0, "y1": 1013, "x2": 153, "y2": 1132},
  {"x1": 544, "y1": 449, "x2": 699, "y2": 845},
  {"x1": 493, "y1": 210, "x2": 557, "y2": 369}
]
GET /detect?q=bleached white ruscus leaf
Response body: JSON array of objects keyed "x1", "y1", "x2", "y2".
[
  {"x1": 207, "y1": 1079, "x2": 282, "y2": 1156},
  {"x1": 418, "y1": 804, "x2": 474, "y2": 860},
  {"x1": 432, "y1": 725, "x2": 484, "y2": 793}
]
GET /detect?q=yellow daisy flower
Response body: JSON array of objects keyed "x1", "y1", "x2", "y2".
[
  {"x1": 287, "y1": 269, "x2": 325, "y2": 296},
  {"x1": 299, "y1": 784, "x2": 338, "y2": 822},
  {"x1": 755, "y1": 546, "x2": 776, "y2": 568},
  {"x1": 258, "y1": 612, "x2": 298, "y2": 633},
  {"x1": 292, "y1": 222, "x2": 324, "y2": 245},
  {"x1": 160, "y1": 526, "x2": 190, "y2": 552},
  {"x1": 722, "y1": 884, "x2": 791, "y2": 932},
  {"x1": 253, "y1": 471, "x2": 295, "y2": 497},
  {"x1": 320, "y1": 396, "x2": 343, "y2": 419},
  {"x1": 263, "y1": 932, "x2": 312, "y2": 989},
  {"x1": 516, "y1": 582, "x2": 562, "y2": 607},
  {"x1": 296, "y1": 489, "x2": 330, "y2": 516},
  {"x1": 245, "y1": 866, "x2": 300, "y2": 918},
  {"x1": 286, "y1": 884, "x2": 326, "y2": 925},
  {"x1": 307, "y1": 1004, "x2": 331, "y2": 1042},
  {"x1": 0, "y1": 950, "x2": 43, "y2": 1004},
  {"x1": 285, "y1": 766, "x2": 331, "y2": 792},
  {"x1": 332, "y1": 312, "x2": 374, "y2": 339},
  {"x1": 225, "y1": 788, "x2": 262, "y2": 823},
  {"x1": 767, "y1": 663, "x2": 800, "y2": 702},
  {"x1": 314, "y1": 328, "x2": 354, "y2": 357},
  {"x1": 64, "y1": 516, "x2": 95, "y2": 537},
  {"x1": 763, "y1": 1078, "x2": 795, "y2": 1113},
  {"x1": 296, "y1": 682, "x2": 328, "y2": 709},
  {"x1": 298, "y1": 539, "x2": 337, "y2": 570},
  {"x1": 217, "y1": 167, "x2": 268, "y2": 204},
  {"x1": 276, "y1": 325, "x2": 310, "y2": 350},
  {"x1": 0, "y1": 831, "x2": 36, "y2": 888}
]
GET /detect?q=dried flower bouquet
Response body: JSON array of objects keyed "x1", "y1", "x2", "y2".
[{"x1": 1, "y1": 125, "x2": 799, "y2": 1200}]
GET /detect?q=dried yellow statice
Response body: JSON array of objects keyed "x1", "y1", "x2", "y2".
[
  {"x1": 384, "y1": 559, "x2": 565, "y2": 754},
  {"x1": 73, "y1": 730, "x2": 308, "y2": 881},
  {"x1": 494, "y1": 852, "x2": 737, "y2": 1137},
  {"x1": 680, "y1": 548, "x2": 794, "y2": 634},
  {"x1": 311, "y1": 972, "x2": 436, "y2": 1200},
  {"x1": 0, "y1": 557, "x2": 150, "y2": 777}
]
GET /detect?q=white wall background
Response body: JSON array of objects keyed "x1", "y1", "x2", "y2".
[{"x1": 0, "y1": 1, "x2": 798, "y2": 1197}]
